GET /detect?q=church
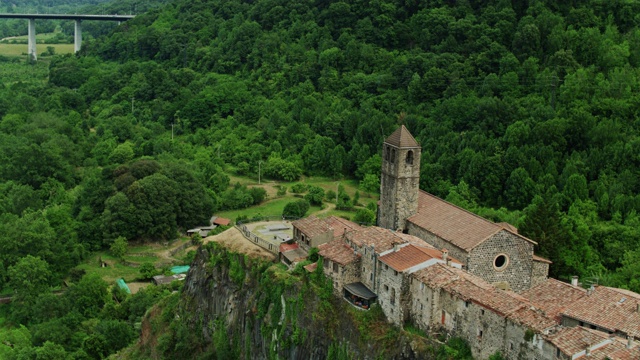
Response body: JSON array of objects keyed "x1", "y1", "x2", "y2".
[
  {"x1": 292, "y1": 125, "x2": 640, "y2": 359},
  {"x1": 377, "y1": 125, "x2": 549, "y2": 292}
]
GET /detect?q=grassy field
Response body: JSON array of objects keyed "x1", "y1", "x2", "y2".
[
  {"x1": 75, "y1": 253, "x2": 144, "y2": 283},
  {"x1": 0, "y1": 43, "x2": 75, "y2": 57},
  {"x1": 75, "y1": 238, "x2": 192, "y2": 283},
  {"x1": 218, "y1": 175, "x2": 378, "y2": 222}
]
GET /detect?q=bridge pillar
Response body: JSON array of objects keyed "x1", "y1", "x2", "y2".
[
  {"x1": 28, "y1": 18, "x2": 36, "y2": 61},
  {"x1": 74, "y1": 19, "x2": 82, "y2": 52}
]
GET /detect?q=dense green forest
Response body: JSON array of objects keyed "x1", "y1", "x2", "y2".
[{"x1": 2, "y1": 0, "x2": 640, "y2": 358}]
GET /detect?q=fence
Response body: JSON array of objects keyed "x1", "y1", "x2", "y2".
[{"x1": 235, "y1": 215, "x2": 299, "y2": 255}]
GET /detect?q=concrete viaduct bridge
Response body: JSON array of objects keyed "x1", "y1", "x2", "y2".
[{"x1": 0, "y1": 13, "x2": 135, "y2": 60}]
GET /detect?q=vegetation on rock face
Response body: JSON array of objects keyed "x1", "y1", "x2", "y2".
[{"x1": 131, "y1": 242, "x2": 441, "y2": 359}]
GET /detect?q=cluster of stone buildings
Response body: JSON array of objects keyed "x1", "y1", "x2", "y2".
[{"x1": 279, "y1": 126, "x2": 640, "y2": 359}]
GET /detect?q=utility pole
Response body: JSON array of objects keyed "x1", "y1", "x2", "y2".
[{"x1": 258, "y1": 161, "x2": 262, "y2": 184}]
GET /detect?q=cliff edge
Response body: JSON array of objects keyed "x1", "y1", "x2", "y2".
[{"x1": 123, "y1": 241, "x2": 438, "y2": 359}]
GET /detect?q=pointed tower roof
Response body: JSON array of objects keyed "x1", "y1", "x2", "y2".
[{"x1": 384, "y1": 125, "x2": 419, "y2": 148}]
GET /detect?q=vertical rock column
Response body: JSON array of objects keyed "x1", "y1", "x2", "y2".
[
  {"x1": 28, "y1": 18, "x2": 37, "y2": 61},
  {"x1": 74, "y1": 19, "x2": 82, "y2": 53}
]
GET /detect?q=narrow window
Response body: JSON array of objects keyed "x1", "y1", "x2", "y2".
[
  {"x1": 464, "y1": 301, "x2": 469, "y2": 308},
  {"x1": 384, "y1": 285, "x2": 389, "y2": 292},
  {"x1": 406, "y1": 150, "x2": 414, "y2": 165},
  {"x1": 333, "y1": 262, "x2": 338, "y2": 272},
  {"x1": 481, "y1": 309, "x2": 485, "y2": 315},
  {"x1": 391, "y1": 288, "x2": 396, "y2": 305},
  {"x1": 478, "y1": 329, "x2": 483, "y2": 339},
  {"x1": 385, "y1": 146, "x2": 390, "y2": 161},
  {"x1": 391, "y1": 149, "x2": 396, "y2": 163}
]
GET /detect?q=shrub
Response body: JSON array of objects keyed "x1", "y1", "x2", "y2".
[
  {"x1": 290, "y1": 183, "x2": 308, "y2": 193},
  {"x1": 282, "y1": 199, "x2": 310, "y2": 219}
]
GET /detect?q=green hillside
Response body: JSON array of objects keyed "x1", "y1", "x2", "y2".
[{"x1": 1, "y1": 0, "x2": 640, "y2": 358}]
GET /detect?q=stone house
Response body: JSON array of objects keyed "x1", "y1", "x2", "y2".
[
  {"x1": 318, "y1": 238, "x2": 361, "y2": 296},
  {"x1": 409, "y1": 263, "x2": 557, "y2": 359},
  {"x1": 378, "y1": 125, "x2": 550, "y2": 293},
  {"x1": 292, "y1": 215, "x2": 360, "y2": 252},
  {"x1": 319, "y1": 225, "x2": 459, "y2": 317},
  {"x1": 278, "y1": 243, "x2": 307, "y2": 267},
  {"x1": 540, "y1": 326, "x2": 640, "y2": 359}
]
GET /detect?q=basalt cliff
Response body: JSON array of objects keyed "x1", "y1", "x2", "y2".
[{"x1": 129, "y1": 242, "x2": 439, "y2": 359}]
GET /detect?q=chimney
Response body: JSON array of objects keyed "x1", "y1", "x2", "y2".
[
  {"x1": 585, "y1": 346, "x2": 591, "y2": 357},
  {"x1": 442, "y1": 249, "x2": 448, "y2": 263},
  {"x1": 627, "y1": 337, "x2": 634, "y2": 349},
  {"x1": 587, "y1": 284, "x2": 595, "y2": 295},
  {"x1": 571, "y1": 276, "x2": 578, "y2": 286}
]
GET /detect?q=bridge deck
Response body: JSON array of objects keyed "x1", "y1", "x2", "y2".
[{"x1": 0, "y1": 13, "x2": 135, "y2": 21}]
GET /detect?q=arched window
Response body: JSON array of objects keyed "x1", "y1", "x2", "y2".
[{"x1": 406, "y1": 150, "x2": 414, "y2": 165}]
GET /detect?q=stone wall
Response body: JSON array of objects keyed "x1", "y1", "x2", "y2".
[
  {"x1": 309, "y1": 231, "x2": 332, "y2": 250},
  {"x1": 324, "y1": 259, "x2": 361, "y2": 296},
  {"x1": 409, "y1": 277, "x2": 437, "y2": 331},
  {"x1": 467, "y1": 230, "x2": 534, "y2": 293},
  {"x1": 531, "y1": 261, "x2": 549, "y2": 288},
  {"x1": 504, "y1": 319, "x2": 542, "y2": 359},
  {"x1": 379, "y1": 144, "x2": 420, "y2": 231},
  {"x1": 406, "y1": 223, "x2": 469, "y2": 265},
  {"x1": 435, "y1": 292, "x2": 507, "y2": 359},
  {"x1": 358, "y1": 245, "x2": 378, "y2": 292},
  {"x1": 376, "y1": 260, "x2": 408, "y2": 325}
]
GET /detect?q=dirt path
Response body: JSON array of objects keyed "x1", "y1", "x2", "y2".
[
  {"x1": 203, "y1": 227, "x2": 276, "y2": 261},
  {"x1": 127, "y1": 282, "x2": 151, "y2": 294},
  {"x1": 314, "y1": 202, "x2": 336, "y2": 216}
]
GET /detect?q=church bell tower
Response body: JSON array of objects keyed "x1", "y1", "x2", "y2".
[{"x1": 378, "y1": 125, "x2": 421, "y2": 231}]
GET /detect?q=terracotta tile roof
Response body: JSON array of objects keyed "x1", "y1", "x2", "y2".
[
  {"x1": 318, "y1": 239, "x2": 360, "y2": 266},
  {"x1": 379, "y1": 244, "x2": 436, "y2": 272},
  {"x1": 212, "y1": 217, "x2": 231, "y2": 226},
  {"x1": 496, "y1": 222, "x2": 518, "y2": 233},
  {"x1": 412, "y1": 264, "x2": 556, "y2": 332},
  {"x1": 562, "y1": 286, "x2": 640, "y2": 338},
  {"x1": 379, "y1": 244, "x2": 463, "y2": 272},
  {"x1": 279, "y1": 243, "x2": 299, "y2": 253},
  {"x1": 384, "y1": 125, "x2": 419, "y2": 148},
  {"x1": 532, "y1": 254, "x2": 552, "y2": 264},
  {"x1": 520, "y1": 278, "x2": 587, "y2": 322},
  {"x1": 325, "y1": 216, "x2": 361, "y2": 239},
  {"x1": 292, "y1": 216, "x2": 332, "y2": 238},
  {"x1": 345, "y1": 227, "x2": 415, "y2": 254},
  {"x1": 606, "y1": 340, "x2": 640, "y2": 360},
  {"x1": 546, "y1": 327, "x2": 640, "y2": 360},
  {"x1": 304, "y1": 262, "x2": 317, "y2": 273},
  {"x1": 408, "y1": 191, "x2": 537, "y2": 251},
  {"x1": 507, "y1": 306, "x2": 557, "y2": 332}
]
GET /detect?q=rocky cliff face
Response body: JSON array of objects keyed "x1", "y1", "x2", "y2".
[{"x1": 136, "y1": 242, "x2": 436, "y2": 359}]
